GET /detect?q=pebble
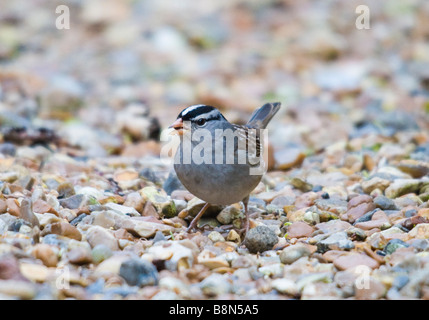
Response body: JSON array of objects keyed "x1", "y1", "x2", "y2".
[
  {"x1": 216, "y1": 204, "x2": 242, "y2": 225},
  {"x1": 91, "y1": 244, "x2": 114, "y2": 264},
  {"x1": 361, "y1": 177, "x2": 391, "y2": 194},
  {"x1": 32, "y1": 244, "x2": 58, "y2": 267},
  {"x1": 286, "y1": 221, "x2": 315, "y2": 238},
  {"x1": 383, "y1": 239, "x2": 410, "y2": 255},
  {"x1": 354, "y1": 210, "x2": 391, "y2": 230},
  {"x1": 280, "y1": 243, "x2": 313, "y2": 264},
  {"x1": 333, "y1": 253, "x2": 380, "y2": 271},
  {"x1": 373, "y1": 195, "x2": 398, "y2": 211},
  {"x1": 0, "y1": 280, "x2": 36, "y2": 299},
  {"x1": 200, "y1": 273, "x2": 231, "y2": 297},
  {"x1": 208, "y1": 231, "x2": 225, "y2": 243},
  {"x1": 119, "y1": 259, "x2": 158, "y2": 287},
  {"x1": 67, "y1": 247, "x2": 93, "y2": 265},
  {"x1": 316, "y1": 231, "x2": 355, "y2": 253},
  {"x1": 86, "y1": 226, "x2": 119, "y2": 251},
  {"x1": 271, "y1": 278, "x2": 299, "y2": 296},
  {"x1": 244, "y1": 225, "x2": 278, "y2": 254},
  {"x1": 407, "y1": 223, "x2": 429, "y2": 239},
  {"x1": 42, "y1": 221, "x2": 82, "y2": 241},
  {"x1": 385, "y1": 179, "x2": 424, "y2": 198},
  {"x1": 345, "y1": 195, "x2": 376, "y2": 223}
]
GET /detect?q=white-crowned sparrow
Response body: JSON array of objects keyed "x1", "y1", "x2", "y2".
[{"x1": 169, "y1": 102, "x2": 281, "y2": 232}]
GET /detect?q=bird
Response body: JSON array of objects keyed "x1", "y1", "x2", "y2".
[{"x1": 169, "y1": 102, "x2": 281, "y2": 233}]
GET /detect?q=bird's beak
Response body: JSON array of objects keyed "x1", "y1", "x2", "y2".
[{"x1": 169, "y1": 118, "x2": 184, "y2": 135}]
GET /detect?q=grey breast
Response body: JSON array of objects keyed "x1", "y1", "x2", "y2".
[{"x1": 173, "y1": 126, "x2": 263, "y2": 205}]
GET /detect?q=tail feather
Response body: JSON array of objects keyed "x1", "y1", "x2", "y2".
[{"x1": 246, "y1": 102, "x2": 281, "y2": 129}]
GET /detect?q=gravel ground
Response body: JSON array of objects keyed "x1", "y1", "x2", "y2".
[{"x1": 0, "y1": 0, "x2": 428, "y2": 300}]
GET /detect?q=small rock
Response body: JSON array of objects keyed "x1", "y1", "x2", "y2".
[
  {"x1": 42, "y1": 221, "x2": 82, "y2": 241},
  {"x1": 333, "y1": 253, "x2": 380, "y2": 271},
  {"x1": 119, "y1": 259, "x2": 158, "y2": 287},
  {"x1": 20, "y1": 263, "x2": 49, "y2": 282},
  {"x1": 152, "y1": 230, "x2": 166, "y2": 244},
  {"x1": 346, "y1": 227, "x2": 367, "y2": 241},
  {"x1": 19, "y1": 198, "x2": 40, "y2": 227},
  {"x1": 286, "y1": 221, "x2": 315, "y2": 238},
  {"x1": 226, "y1": 230, "x2": 241, "y2": 243},
  {"x1": 346, "y1": 195, "x2": 376, "y2": 223},
  {"x1": 0, "y1": 200, "x2": 7, "y2": 214},
  {"x1": 32, "y1": 199, "x2": 58, "y2": 216},
  {"x1": 396, "y1": 160, "x2": 429, "y2": 178},
  {"x1": 91, "y1": 244, "x2": 113, "y2": 264},
  {"x1": 57, "y1": 182, "x2": 76, "y2": 199},
  {"x1": 0, "y1": 254, "x2": 27, "y2": 281},
  {"x1": 354, "y1": 210, "x2": 391, "y2": 230},
  {"x1": 6, "y1": 198, "x2": 20, "y2": 217},
  {"x1": 374, "y1": 195, "x2": 398, "y2": 211},
  {"x1": 385, "y1": 179, "x2": 424, "y2": 199},
  {"x1": 208, "y1": 231, "x2": 225, "y2": 243},
  {"x1": 244, "y1": 225, "x2": 278, "y2": 254},
  {"x1": 316, "y1": 231, "x2": 354, "y2": 253},
  {"x1": 271, "y1": 278, "x2": 299, "y2": 296},
  {"x1": 315, "y1": 220, "x2": 352, "y2": 234},
  {"x1": 162, "y1": 171, "x2": 185, "y2": 195},
  {"x1": 362, "y1": 177, "x2": 391, "y2": 194},
  {"x1": 67, "y1": 247, "x2": 93, "y2": 265},
  {"x1": 0, "y1": 280, "x2": 36, "y2": 299},
  {"x1": 59, "y1": 194, "x2": 86, "y2": 209},
  {"x1": 123, "y1": 191, "x2": 144, "y2": 213},
  {"x1": 200, "y1": 273, "x2": 231, "y2": 297},
  {"x1": 216, "y1": 204, "x2": 242, "y2": 225},
  {"x1": 290, "y1": 177, "x2": 313, "y2": 192},
  {"x1": 383, "y1": 239, "x2": 410, "y2": 255},
  {"x1": 408, "y1": 223, "x2": 429, "y2": 239},
  {"x1": 280, "y1": 243, "x2": 313, "y2": 264},
  {"x1": 86, "y1": 225, "x2": 119, "y2": 251},
  {"x1": 139, "y1": 187, "x2": 176, "y2": 218},
  {"x1": 32, "y1": 244, "x2": 58, "y2": 267},
  {"x1": 355, "y1": 277, "x2": 386, "y2": 299}
]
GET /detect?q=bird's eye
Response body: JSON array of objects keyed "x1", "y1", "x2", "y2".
[{"x1": 196, "y1": 118, "x2": 206, "y2": 126}]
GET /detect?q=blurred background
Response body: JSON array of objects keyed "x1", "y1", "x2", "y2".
[{"x1": 0, "y1": 0, "x2": 428, "y2": 164}]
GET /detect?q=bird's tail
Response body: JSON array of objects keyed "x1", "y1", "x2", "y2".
[{"x1": 246, "y1": 102, "x2": 281, "y2": 129}]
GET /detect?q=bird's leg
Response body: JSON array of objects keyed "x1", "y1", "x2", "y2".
[
  {"x1": 186, "y1": 203, "x2": 210, "y2": 232},
  {"x1": 242, "y1": 195, "x2": 250, "y2": 233}
]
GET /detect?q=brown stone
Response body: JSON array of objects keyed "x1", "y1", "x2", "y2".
[
  {"x1": 355, "y1": 277, "x2": 386, "y2": 300},
  {"x1": 0, "y1": 199, "x2": 7, "y2": 214},
  {"x1": 6, "y1": 198, "x2": 20, "y2": 217},
  {"x1": 402, "y1": 215, "x2": 428, "y2": 230},
  {"x1": 33, "y1": 199, "x2": 59, "y2": 216},
  {"x1": 346, "y1": 195, "x2": 376, "y2": 223},
  {"x1": 32, "y1": 244, "x2": 58, "y2": 267},
  {"x1": 347, "y1": 195, "x2": 373, "y2": 210},
  {"x1": 0, "y1": 254, "x2": 27, "y2": 281},
  {"x1": 286, "y1": 221, "x2": 314, "y2": 238},
  {"x1": 408, "y1": 223, "x2": 429, "y2": 239},
  {"x1": 322, "y1": 250, "x2": 348, "y2": 263},
  {"x1": 42, "y1": 222, "x2": 82, "y2": 241},
  {"x1": 418, "y1": 208, "x2": 429, "y2": 220},
  {"x1": 354, "y1": 211, "x2": 390, "y2": 230},
  {"x1": 19, "y1": 198, "x2": 40, "y2": 227},
  {"x1": 123, "y1": 192, "x2": 144, "y2": 213},
  {"x1": 67, "y1": 247, "x2": 93, "y2": 265},
  {"x1": 333, "y1": 253, "x2": 380, "y2": 271},
  {"x1": 170, "y1": 190, "x2": 195, "y2": 202},
  {"x1": 114, "y1": 228, "x2": 135, "y2": 241}
]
